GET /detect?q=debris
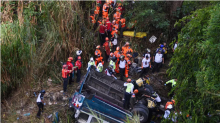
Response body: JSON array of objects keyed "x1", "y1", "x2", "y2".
[
  {"x1": 34, "y1": 92, "x2": 37, "y2": 97},
  {"x1": 24, "y1": 113, "x2": 30, "y2": 116},
  {"x1": 16, "y1": 110, "x2": 21, "y2": 114},
  {"x1": 17, "y1": 117, "x2": 19, "y2": 120},
  {"x1": 60, "y1": 90, "x2": 63, "y2": 93},
  {"x1": 62, "y1": 96, "x2": 68, "y2": 101},
  {"x1": 48, "y1": 114, "x2": 52, "y2": 119},
  {"x1": 49, "y1": 102, "x2": 53, "y2": 105},
  {"x1": 149, "y1": 35, "x2": 157, "y2": 43}
]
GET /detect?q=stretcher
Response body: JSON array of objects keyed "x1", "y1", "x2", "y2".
[{"x1": 119, "y1": 31, "x2": 147, "y2": 38}]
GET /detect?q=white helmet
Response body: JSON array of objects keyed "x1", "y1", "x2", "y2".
[
  {"x1": 147, "y1": 48, "x2": 151, "y2": 53},
  {"x1": 76, "y1": 50, "x2": 82, "y2": 56},
  {"x1": 98, "y1": 63, "x2": 103, "y2": 67},
  {"x1": 90, "y1": 57, "x2": 94, "y2": 62},
  {"x1": 167, "y1": 104, "x2": 173, "y2": 109}
]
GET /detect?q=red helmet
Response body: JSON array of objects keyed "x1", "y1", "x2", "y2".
[
  {"x1": 68, "y1": 57, "x2": 73, "y2": 61},
  {"x1": 96, "y1": 45, "x2": 100, "y2": 49},
  {"x1": 63, "y1": 65, "x2": 67, "y2": 69},
  {"x1": 105, "y1": 37, "x2": 109, "y2": 41},
  {"x1": 127, "y1": 78, "x2": 131, "y2": 82},
  {"x1": 78, "y1": 56, "x2": 81, "y2": 60},
  {"x1": 172, "y1": 100, "x2": 175, "y2": 104}
]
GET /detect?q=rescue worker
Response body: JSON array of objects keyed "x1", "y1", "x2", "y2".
[
  {"x1": 133, "y1": 88, "x2": 151, "y2": 100},
  {"x1": 113, "y1": 9, "x2": 121, "y2": 20},
  {"x1": 118, "y1": 55, "x2": 126, "y2": 80},
  {"x1": 108, "y1": 52, "x2": 114, "y2": 62},
  {"x1": 122, "y1": 42, "x2": 133, "y2": 56},
  {"x1": 133, "y1": 75, "x2": 149, "y2": 90},
  {"x1": 95, "y1": 54, "x2": 104, "y2": 66},
  {"x1": 139, "y1": 55, "x2": 151, "y2": 77},
  {"x1": 123, "y1": 78, "x2": 134, "y2": 110},
  {"x1": 124, "y1": 54, "x2": 132, "y2": 78},
  {"x1": 62, "y1": 65, "x2": 73, "y2": 94},
  {"x1": 90, "y1": 14, "x2": 96, "y2": 25},
  {"x1": 102, "y1": 2, "x2": 109, "y2": 19},
  {"x1": 99, "y1": 20, "x2": 107, "y2": 46},
  {"x1": 67, "y1": 57, "x2": 74, "y2": 85},
  {"x1": 111, "y1": 30, "x2": 118, "y2": 52},
  {"x1": 152, "y1": 49, "x2": 164, "y2": 73},
  {"x1": 75, "y1": 56, "x2": 82, "y2": 83},
  {"x1": 95, "y1": 45, "x2": 102, "y2": 58},
  {"x1": 105, "y1": 66, "x2": 117, "y2": 79},
  {"x1": 164, "y1": 105, "x2": 174, "y2": 120},
  {"x1": 94, "y1": 6, "x2": 100, "y2": 18},
  {"x1": 97, "y1": 62, "x2": 103, "y2": 72},
  {"x1": 165, "y1": 79, "x2": 177, "y2": 87},
  {"x1": 156, "y1": 44, "x2": 165, "y2": 54},
  {"x1": 36, "y1": 90, "x2": 46, "y2": 118},
  {"x1": 109, "y1": 56, "x2": 116, "y2": 72},
  {"x1": 87, "y1": 57, "x2": 96, "y2": 70},
  {"x1": 75, "y1": 50, "x2": 82, "y2": 62},
  {"x1": 120, "y1": 16, "x2": 126, "y2": 38},
  {"x1": 106, "y1": 17, "x2": 112, "y2": 39},
  {"x1": 103, "y1": 37, "x2": 111, "y2": 62},
  {"x1": 114, "y1": 46, "x2": 121, "y2": 73}
]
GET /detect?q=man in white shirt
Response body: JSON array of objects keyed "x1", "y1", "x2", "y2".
[
  {"x1": 173, "y1": 41, "x2": 178, "y2": 52},
  {"x1": 36, "y1": 90, "x2": 45, "y2": 118},
  {"x1": 152, "y1": 49, "x2": 164, "y2": 73},
  {"x1": 140, "y1": 55, "x2": 151, "y2": 77},
  {"x1": 118, "y1": 55, "x2": 126, "y2": 81}
]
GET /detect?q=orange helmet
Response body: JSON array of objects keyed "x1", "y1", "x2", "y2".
[
  {"x1": 105, "y1": 37, "x2": 109, "y2": 41},
  {"x1": 127, "y1": 78, "x2": 131, "y2": 82},
  {"x1": 96, "y1": 45, "x2": 100, "y2": 49},
  {"x1": 78, "y1": 56, "x2": 81, "y2": 60},
  {"x1": 134, "y1": 89, "x2": 138, "y2": 94},
  {"x1": 172, "y1": 100, "x2": 175, "y2": 104},
  {"x1": 110, "y1": 52, "x2": 114, "y2": 57},
  {"x1": 116, "y1": 46, "x2": 120, "y2": 51},
  {"x1": 113, "y1": 20, "x2": 116, "y2": 24}
]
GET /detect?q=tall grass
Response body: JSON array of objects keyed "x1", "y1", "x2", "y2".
[{"x1": 1, "y1": 1, "x2": 96, "y2": 98}]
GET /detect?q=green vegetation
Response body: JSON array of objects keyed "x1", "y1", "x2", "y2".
[{"x1": 167, "y1": 2, "x2": 220, "y2": 123}]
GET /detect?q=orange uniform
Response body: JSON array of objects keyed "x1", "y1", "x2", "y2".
[
  {"x1": 95, "y1": 49, "x2": 102, "y2": 56},
  {"x1": 114, "y1": 50, "x2": 121, "y2": 73},
  {"x1": 114, "y1": 11, "x2": 121, "y2": 20},
  {"x1": 120, "y1": 18, "x2": 126, "y2": 28},
  {"x1": 124, "y1": 57, "x2": 131, "y2": 77},
  {"x1": 90, "y1": 15, "x2": 96, "y2": 24},
  {"x1": 94, "y1": 6, "x2": 100, "y2": 15},
  {"x1": 102, "y1": 3, "x2": 109, "y2": 19},
  {"x1": 95, "y1": 56, "x2": 104, "y2": 66}
]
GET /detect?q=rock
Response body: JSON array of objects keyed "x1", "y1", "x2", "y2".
[{"x1": 62, "y1": 96, "x2": 68, "y2": 101}]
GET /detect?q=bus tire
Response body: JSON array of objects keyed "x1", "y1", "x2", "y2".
[{"x1": 132, "y1": 107, "x2": 149, "y2": 123}]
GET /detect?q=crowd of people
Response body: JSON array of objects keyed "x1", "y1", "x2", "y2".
[{"x1": 36, "y1": 0, "x2": 181, "y2": 121}]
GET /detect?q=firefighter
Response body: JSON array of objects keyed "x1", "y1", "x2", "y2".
[
  {"x1": 111, "y1": 30, "x2": 118, "y2": 52},
  {"x1": 75, "y1": 56, "x2": 82, "y2": 83},
  {"x1": 120, "y1": 16, "x2": 126, "y2": 38},
  {"x1": 102, "y1": 2, "x2": 109, "y2": 19},
  {"x1": 103, "y1": 37, "x2": 111, "y2": 62},
  {"x1": 62, "y1": 64, "x2": 73, "y2": 93},
  {"x1": 122, "y1": 42, "x2": 133, "y2": 56},
  {"x1": 95, "y1": 54, "x2": 104, "y2": 66},
  {"x1": 99, "y1": 20, "x2": 107, "y2": 46},
  {"x1": 66, "y1": 57, "x2": 74, "y2": 85},
  {"x1": 114, "y1": 46, "x2": 121, "y2": 73},
  {"x1": 108, "y1": 52, "x2": 114, "y2": 62},
  {"x1": 119, "y1": 55, "x2": 126, "y2": 80},
  {"x1": 165, "y1": 100, "x2": 175, "y2": 110},
  {"x1": 123, "y1": 78, "x2": 134, "y2": 110},
  {"x1": 75, "y1": 50, "x2": 82, "y2": 62},
  {"x1": 125, "y1": 54, "x2": 132, "y2": 78},
  {"x1": 94, "y1": 6, "x2": 100, "y2": 18},
  {"x1": 95, "y1": 45, "x2": 102, "y2": 59},
  {"x1": 106, "y1": 17, "x2": 112, "y2": 39},
  {"x1": 113, "y1": 9, "x2": 121, "y2": 20},
  {"x1": 90, "y1": 14, "x2": 96, "y2": 25}
]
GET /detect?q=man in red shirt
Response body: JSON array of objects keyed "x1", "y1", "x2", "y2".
[
  {"x1": 106, "y1": 17, "x2": 112, "y2": 39},
  {"x1": 66, "y1": 57, "x2": 74, "y2": 85},
  {"x1": 103, "y1": 37, "x2": 111, "y2": 62},
  {"x1": 75, "y1": 56, "x2": 82, "y2": 83},
  {"x1": 62, "y1": 65, "x2": 73, "y2": 94},
  {"x1": 99, "y1": 20, "x2": 107, "y2": 46}
]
